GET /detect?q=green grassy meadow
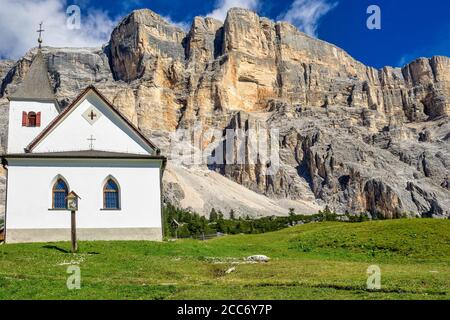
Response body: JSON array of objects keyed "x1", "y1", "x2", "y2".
[{"x1": 0, "y1": 219, "x2": 449, "y2": 300}]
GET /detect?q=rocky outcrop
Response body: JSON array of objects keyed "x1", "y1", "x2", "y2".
[
  {"x1": 109, "y1": 9, "x2": 186, "y2": 82},
  {"x1": 0, "y1": 60, "x2": 14, "y2": 82},
  {"x1": 0, "y1": 8, "x2": 449, "y2": 218}
]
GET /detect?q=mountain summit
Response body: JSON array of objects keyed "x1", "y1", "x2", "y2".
[{"x1": 1, "y1": 8, "x2": 449, "y2": 218}]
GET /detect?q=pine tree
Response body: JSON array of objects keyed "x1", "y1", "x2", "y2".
[
  {"x1": 209, "y1": 208, "x2": 218, "y2": 222},
  {"x1": 288, "y1": 208, "x2": 296, "y2": 226}
]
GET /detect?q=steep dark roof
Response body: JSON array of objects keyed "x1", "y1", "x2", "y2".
[
  {"x1": 25, "y1": 85, "x2": 160, "y2": 153},
  {"x1": 9, "y1": 50, "x2": 55, "y2": 101}
]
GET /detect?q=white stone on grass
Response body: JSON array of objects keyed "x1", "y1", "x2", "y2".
[
  {"x1": 246, "y1": 255, "x2": 270, "y2": 262},
  {"x1": 225, "y1": 267, "x2": 236, "y2": 274}
]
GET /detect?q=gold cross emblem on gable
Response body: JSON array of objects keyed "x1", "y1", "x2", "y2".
[{"x1": 82, "y1": 106, "x2": 102, "y2": 125}]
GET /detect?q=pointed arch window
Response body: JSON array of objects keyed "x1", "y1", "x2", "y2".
[
  {"x1": 103, "y1": 178, "x2": 120, "y2": 209},
  {"x1": 52, "y1": 178, "x2": 68, "y2": 209}
]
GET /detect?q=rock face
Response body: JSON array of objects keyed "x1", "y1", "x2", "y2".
[{"x1": 0, "y1": 8, "x2": 449, "y2": 218}]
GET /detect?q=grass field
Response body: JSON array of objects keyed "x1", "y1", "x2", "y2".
[{"x1": 0, "y1": 219, "x2": 449, "y2": 300}]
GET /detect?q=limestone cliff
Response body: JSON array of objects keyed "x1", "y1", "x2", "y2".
[{"x1": 0, "y1": 8, "x2": 449, "y2": 218}]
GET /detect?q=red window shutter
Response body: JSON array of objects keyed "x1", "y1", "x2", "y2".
[
  {"x1": 22, "y1": 111, "x2": 27, "y2": 126},
  {"x1": 36, "y1": 112, "x2": 41, "y2": 127}
]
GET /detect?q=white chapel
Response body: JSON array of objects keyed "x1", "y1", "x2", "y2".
[{"x1": 1, "y1": 47, "x2": 166, "y2": 243}]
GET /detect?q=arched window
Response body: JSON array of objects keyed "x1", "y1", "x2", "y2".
[
  {"x1": 22, "y1": 111, "x2": 41, "y2": 127},
  {"x1": 27, "y1": 112, "x2": 37, "y2": 127},
  {"x1": 103, "y1": 178, "x2": 120, "y2": 209},
  {"x1": 52, "y1": 179, "x2": 68, "y2": 209}
]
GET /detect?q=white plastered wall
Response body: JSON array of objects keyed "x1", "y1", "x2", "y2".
[
  {"x1": 7, "y1": 100, "x2": 59, "y2": 154},
  {"x1": 5, "y1": 158, "x2": 162, "y2": 230},
  {"x1": 32, "y1": 93, "x2": 154, "y2": 155}
]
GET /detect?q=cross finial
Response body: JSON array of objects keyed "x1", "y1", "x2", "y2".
[
  {"x1": 87, "y1": 135, "x2": 96, "y2": 150},
  {"x1": 37, "y1": 22, "x2": 44, "y2": 49},
  {"x1": 88, "y1": 110, "x2": 97, "y2": 121}
]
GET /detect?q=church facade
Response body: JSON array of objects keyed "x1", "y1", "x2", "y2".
[{"x1": 2, "y1": 50, "x2": 166, "y2": 243}]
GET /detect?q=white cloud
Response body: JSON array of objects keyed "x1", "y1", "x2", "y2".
[
  {"x1": 279, "y1": 0, "x2": 337, "y2": 37},
  {"x1": 162, "y1": 15, "x2": 190, "y2": 32},
  {"x1": 397, "y1": 53, "x2": 421, "y2": 68},
  {"x1": 206, "y1": 0, "x2": 260, "y2": 21},
  {"x1": 0, "y1": 0, "x2": 118, "y2": 59},
  {"x1": 397, "y1": 55, "x2": 409, "y2": 67}
]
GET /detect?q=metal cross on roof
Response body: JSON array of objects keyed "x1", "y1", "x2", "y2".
[
  {"x1": 37, "y1": 22, "x2": 44, "y2": 48},
  {"x1": 87, "y1": 135, "x2": 96, "y2": 150}
]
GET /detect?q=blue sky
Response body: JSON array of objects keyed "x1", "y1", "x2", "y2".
[{"x1": 1, "y1": 0, "x2": 449, "y2": 68}]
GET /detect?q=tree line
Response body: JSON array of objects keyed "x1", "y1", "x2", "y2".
[{"x1": 163, "y1": 204, "x2": 371, "y2": 239}]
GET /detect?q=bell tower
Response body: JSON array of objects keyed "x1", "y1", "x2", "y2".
[{"x1": 6, "y1": 23, "x2": 60, "y2": 154}]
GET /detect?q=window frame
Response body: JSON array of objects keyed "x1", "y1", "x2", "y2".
[
  {"x1": 52, "y1": 178, "x2": 68, "y2": 210},
  {"x1": 102, "y1": 178, "x2": 121, "y2": 210},
  {"x1": 27, "y1": 112, "x2": 37, "y2": 127}
]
